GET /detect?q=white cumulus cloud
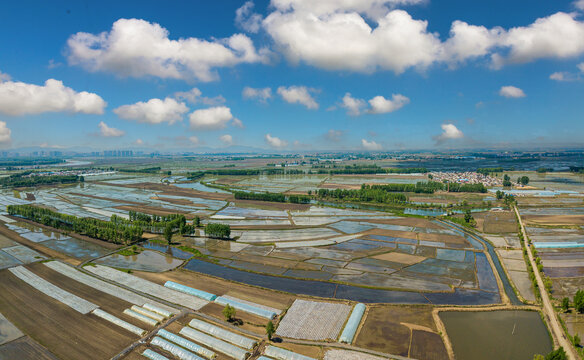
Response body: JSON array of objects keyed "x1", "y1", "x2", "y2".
[
  {"x1": 189, "y1": 106, "x2": 236, "y2": 130},
  {"x1": 341, "y1": 93, "x2": 409, "y2": 115},
  {"x1": 114, "y1": 97, "x2": 188, "y2": 124},
  {"x1": 67, "y1": 18, "x2": 269, "y2": 82},
  {"x1": 235, "y1": 1, "x2": 262, "y2": 33},
  {"x1": 499, "y1": 85, "x2": 526, "y2": 98},
  {"x1": 277, "y1": 86, "x2": 318, "y2": 109},
  {"x1": 361, "y1": 139, "x2": 382, "y2": 150},
  {"x1": 98, "y1": 121, "x2": 125, "y2": 137},
  {"x1": 242, "y1": 86, "x2": 272, "y2": 103},
  {"x1": 189, "y1": 136, "x2": 200, "y2": 145},
  {"x1": 174, "y1": 88, "x2": 225, "y2": 105},
  {"x1": 219, "y1": 134, "x2": 234, "y2": 145},
  {"x1": 265, "y1": 133, "x2": 288, "y2": 148},
  {"x1": 0, "y1": 78, "x2": 106, "y2": 116},
  {"x1": 368, "y1": 94, "x2": 410, "y2": 114},
  {"x1": 341, "y1": 93, "x2": 366, "y2": 116},
  {"x1": 0, "y1": 121, "x2": 12, "y2": 144},
  {"x1": 434, "y1": 123, "x2": 464, "y2": 145}
]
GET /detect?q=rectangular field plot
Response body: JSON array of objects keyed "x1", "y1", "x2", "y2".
[
  {"x1": 2, "y1": 245, "x2": 45, "y2": 263},
  {"x1": 8, "y1": 266, "x2": 99, "y2": 314},
  {"x1": 237, "y1": 228, "x2": 340, "y2": 243},
  {"x1": 0, "y1": 312, "x2": 23, "y2": 345},
  {"x1": 276, "y1": 300, "x2": 351, "y2": 340}
]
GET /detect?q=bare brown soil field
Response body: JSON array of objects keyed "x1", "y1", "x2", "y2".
[
  {"x1": 133, "y1": 269, "x2": 296, "y2": 311},
  {"x1": 364, "y1": 228, "x2": 419, "y2": 241},
  {"x1": 355, "y1": 305, "x2": 441, "y2": 357},
  {"x1": 524, "y1": 215, "x2": 584, "y2": 226},
  {"x1": 273, "y1": 342, "x2": 324, "y2": 359},
  {"x1": 28, "y1": 263, "x2": 152, "y2": 330},
  {"x1": 0, "y1": 336, "x2": 58, "y2": 360},
  {"x1": 199, "y1": 302, "x2": 268, "y2": 333},
  {"x1": 0, "y1": 233, "x2": 16, "y2": 248},
  {"x1": 150, "y1": 196, "x2": 195, "y2": 206},
  {"x1": 0, "y1": 269, "x2": 137, "y2": 360},
  {"x1": 372, "y1": 252, "x2": 426, "y2": 265},
  {"x1": 417, "y1": 232, "x2": 468, "y2": 245},
  {"x1": 409, "y1": 330, "x2": 449, "y2": 360},
  {"x1": 318, "y1": 183, "x2": 361, "y2": 190},
  {"x1": 482, "y1": 211, "x2": 517, "y2": 233}
]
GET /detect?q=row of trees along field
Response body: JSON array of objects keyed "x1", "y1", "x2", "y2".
[
  {"x1": 315, "y1": 187, "x2": 408, "y2": 204},
  {"x1": 7, "y1": 204, "x2": 142, "y2": 244},
  {"x1": 233, "y1": 191, "x2": 311, "y2": 203},
  {"x1": 0, "y1": 172, "x2": 82, "y2": 188},
  {"x1": 312, "y1": 165, "x2": 427, "y2": 174}
]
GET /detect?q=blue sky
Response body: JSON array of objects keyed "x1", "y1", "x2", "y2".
[{"x1": 0, "y1": 0, "x2": 583, "y2": 152}]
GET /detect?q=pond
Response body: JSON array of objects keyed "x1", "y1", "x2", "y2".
[
  {"x1": 96, "y1": 249, "x2": 183, "y2": 272},
  {"x1": 440, "y1": 310, "x2": 552, "y2": 360}
]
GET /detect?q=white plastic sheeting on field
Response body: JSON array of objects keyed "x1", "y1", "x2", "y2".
[
  {"x1": 45, "y1": 261, "x2": 176, "y2": 314},
  {"x1": 157, "y1": 329, "x2": 216, "y2": 359},
  {"x1": 257, "y1": 357, "x2": 274, "y2": 360},
  {"x1": 142, "y1": 349, "x2": 170, "y2": 360},
  {"x1": 92, "y1": 309, "x2": 146, "y2": 336},
  {"x1": 323, "y1": 349, "x2": 386, "y2": 360},
  {"x1": 131, "y1": 305, "x2": 166, "y2": 322},
  {"x1": 143, "y1": 303, "x2": 173, "y2": 318},
  {"x1": 276, "y1": 300, "x2": 351, "y2": 341},
  {"x1": 164, "y1": 281, "x2": 217, "y2": 301},
  {"x1": 220, "y1": 295, "x2": 282, "y2": 316},
  {"x1": 188, "y1": 319, "x2": 257, "y2": 349},
  {"x1": 85, "y1": 265, "x2": 208, "y2": 310},
  {"x1": 179, "y1": 327, "x2": 249, "y2": 360},
  {"x1": 9, "y1": 266, "x2": 98, "y2": 314},
  {"x1": 123, "y1": 309, "x2": 159, "y2": 326},
  {"x1": 215, "y1": 296, "x2": 276, "y2": 319},
  {"x1": 151, "y1": 336, "x2": 205, "y2": 360},
  {"x1": 338, "y1": 303, "x2": 366, "y2": 344},
  {"x1": 264, "y1": 346, "x2": 316, "y2": 360}
]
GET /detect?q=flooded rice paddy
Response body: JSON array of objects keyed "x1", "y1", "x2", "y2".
[{"x1": 440, "y1": 310, "x2": 552, "y2": 360}]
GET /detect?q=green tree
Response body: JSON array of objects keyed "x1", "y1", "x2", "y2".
[
  {"x1": 464, "y1": 209, "x2": 473, "y2": 223},
  {"x1": 543, "y1": 347, "x2": 567, "y2": 360},
  {"x1": 496, "y1": 190, "x2": 504, "y2": 200},
  {"x1": 520, "y1": 176, "x2": 530, "y2": 186},
  {"x1": 164, "y1": 224, "x2": 173, "y2": 244},
  {"x1": 573, "y1": 333, "x2": 580, "y2": 347},
  {"x1": 266, "y1": 320, "x2": 275, "y2": 340},
  {"x1": 222, "y1": 304, "x2": 236, "y2": 322},
  {"x1": 193, "y1": 216, "x2": 201, "y2": 227},
  {"x1": 575, "y1": 290, "x2": 584, "y2": 313},
  {"x1": 562, "y1": 297, "x2": 570, "y2": 312}
]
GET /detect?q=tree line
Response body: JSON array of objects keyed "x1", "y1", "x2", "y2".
[
  {"x1": 0, "y1": 172, "x2": 82, "y2": 188},
  {"x1": 315, "y1": 187, "x2": 408, "y2": 204},
  {"x1": 233, "y1": 191, "x2": 310, "y2": 204},
  {"x1": 7, "y1": 204, "x2": 142, "y2": 244}
]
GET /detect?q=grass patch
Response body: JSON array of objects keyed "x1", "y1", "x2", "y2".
[
  {"x1": 117, "y1": 245, "x2": 142, "y2": 256},
  {"x1": 177, "y1": 245, "x2": 208, "y2": 258}
]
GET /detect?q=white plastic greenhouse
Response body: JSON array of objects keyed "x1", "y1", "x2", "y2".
[
  {"x1": 142, "y1": 349, "x2": 170, "y2": 360},
  {"x1": 157, "y1": 329, "x2": 216, "y2": 359},
  {"x1": 188, "y1": 319, "x2": 257, "y2": 349},
  {"x1": 143, "y1": 303, "x2": 174, "y2": 318},
  {"x1": 131, "y1": 305, "x2": 166, "y2": 322},
  {"x1": 151, "y1": 336, "x2": 205, "y2": 360},
  {"x1": 123, "y1": 309, "x2": 159, "y2": 326},
  {"x1": 214, "y1": 296, "x2": 276, "y2": 319},
  {"x1": 92, "y1": 309, "x2": 146, "y2": 336},
  {"x1": 179, "y1": 327, "x2": 249, "y2": 360},
  {"x1": 338, "y1": 303, "x2": 366, "y2": 344},
  {"x1": 164, "y1": 281, "x2": 217, "y2": 301},
  {"x1": 264, "y1": 346, "x2": 317, "y2": 360}
]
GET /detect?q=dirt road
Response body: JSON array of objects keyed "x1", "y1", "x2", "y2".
[{"x1": 514, "y1": 206, "x2": 577, "y2": 359}]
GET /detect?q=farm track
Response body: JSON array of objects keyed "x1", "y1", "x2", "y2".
[{"x1": 515, "y1": 206, "x2": 579, "y2": 359}]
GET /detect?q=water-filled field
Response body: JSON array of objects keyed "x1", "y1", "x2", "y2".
[{"x1": 440, "y1": 310, "x2": 552, "y2": 360}]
